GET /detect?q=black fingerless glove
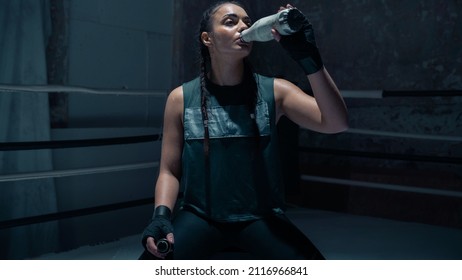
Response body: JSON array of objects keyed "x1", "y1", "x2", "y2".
[
  {"x1": 279, "y1": 9, "x2": 323, "y2": 75},
  {"x1": 141, "y1": 205, "x2": 173, "y2": 252}
]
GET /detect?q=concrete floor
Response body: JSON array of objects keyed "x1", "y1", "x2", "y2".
[{"x1": 34, "y1": 208, "x2": 462, "y2": 260}]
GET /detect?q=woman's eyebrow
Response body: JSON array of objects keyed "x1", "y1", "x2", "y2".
[{"x1": 222, "y1": 13, "x2": 251, "y2": 21}]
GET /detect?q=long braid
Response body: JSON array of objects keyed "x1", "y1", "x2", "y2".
[
  {"x1": 198, "y1": 1, "x2": 253, "y2": 156},
  {"x1": 199, "y1": 47, "x2": 210, "y2": 156},
  {"x1": 198, "y1": 1, "x2": 219, "y2": 157}
]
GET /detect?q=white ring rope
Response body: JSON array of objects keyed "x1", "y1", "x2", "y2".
[
  {"x1": 340, "y1": 90, "x2": 383, "y2": 99},
  {"x1": 301, "y1": 175, "x2": 462, "y2": 198},
  {"x1": 0, "y1": 161, "x2": 159, "y2": 183},
  {"x1": 345, "y1": 128, "x2": 462, "y2": 142},
  {"x1": 0, "y1": 84, "x2": 166, "y2": 97}
]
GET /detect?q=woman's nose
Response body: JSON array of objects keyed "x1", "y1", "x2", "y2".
[{"x1": 238, "y1": 21, "x2": 249, "y2": 33}]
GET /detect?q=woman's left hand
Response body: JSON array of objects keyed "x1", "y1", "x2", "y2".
[
  {"x1": 271, "y1": 4, "x2": 294, "y2": 42},
  {"x1": 273, "y1": 3, "x2": 324, "y2": 75}
]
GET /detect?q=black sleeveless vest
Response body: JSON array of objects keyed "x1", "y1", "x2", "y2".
[{"x1": 180, "y1": 74, "x2": 285, "y2": 222}]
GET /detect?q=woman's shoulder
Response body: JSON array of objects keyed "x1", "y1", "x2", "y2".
[
  {"x1": 273, "y1": 77, "x2": 298, "y2": 93},
  {"x1": 167, "y1": 85, "x2": 184, "y2": 107},
  {"x1": 169, "y1": 84, "x2": 183, "y2": 96}
]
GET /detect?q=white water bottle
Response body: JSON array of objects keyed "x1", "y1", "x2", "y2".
[{"x1": 240, "y1": 8, "x2": 305, "y2": 43}]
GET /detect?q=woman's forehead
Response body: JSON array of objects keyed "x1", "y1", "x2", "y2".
[{"x1": 214, "y1": 3, "x2": 249, "y2": 19}]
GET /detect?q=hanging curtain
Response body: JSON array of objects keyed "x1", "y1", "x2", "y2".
[{"x1": 0, "y1": 0, "x2": 59, "y2": 259}]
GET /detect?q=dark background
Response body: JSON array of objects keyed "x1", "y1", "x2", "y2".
[{"x1": 1, "y1": 0, "x2": 461, "y2": 259}]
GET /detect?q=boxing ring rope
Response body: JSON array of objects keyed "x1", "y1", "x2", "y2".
[
  {"x1": 0, "y1": 134, "x2": 161, "y2": 151},
  {"x1": 0, "y1": 84, "x2": 166, "y2": 97},
  {"x1": 298, "y1": 147, "x2": 462, "y2": 164},
  {"x1": 340, "y1": 89, "x2": 462, "y2": 98},
  {"x1": 0, "y1": 84, "x2": 164, "y2": 183},
  {"x1": 1, "y1": 85, "x2": 461, "y2": 229},
  {"x1": 2, "y1": 84, "x2": 461, "y2": 98},
  {"x1": 303, "y1": 90, "x2": 462, "y2": 199},
  {"x1": 0, "y1": 132, "x2": 161, "y2": 229},
  {"x1": 0, "y1": 84, "x2": 166, "y2": 230},
  {"x1": 300, "y1": 175, "x2": 462, "y2": 199},
  {"x1": 0, "y1": 162, "x2": 159, "y2": 183},
  {"x1": 0, "y1": 198, "x2": 154, "y2": 230},
  {"x1": 345, "y1": 128, "x2": 462, "y2": 142},
  {"x1": 298, "y1": 141, "x2": 462, "y2": 199}
]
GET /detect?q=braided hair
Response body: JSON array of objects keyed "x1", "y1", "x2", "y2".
[{"x1": 198, "y1": 1, "x2": 260, "y2": 156}]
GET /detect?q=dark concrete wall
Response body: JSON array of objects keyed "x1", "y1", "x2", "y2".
[{"x1": 173, "y1": 0, "x2": 462, "y2": 90}]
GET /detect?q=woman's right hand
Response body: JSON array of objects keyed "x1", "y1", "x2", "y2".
[
  {"x1": 145, "y1": 233, "x2": 174, "y2": 259},
  {"x1": 141, "y1": 206, "x2": 175, "y2": 258}
]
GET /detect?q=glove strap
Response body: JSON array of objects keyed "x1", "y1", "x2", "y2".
[
  {"x1": 154, "y1": 205, "x2": 172, "y2": 219},
  {"x1": 298, "y1": 51, "x2": 323, "y2": 75}
]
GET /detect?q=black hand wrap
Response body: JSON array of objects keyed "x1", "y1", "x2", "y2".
[
  {"x1": 279, "y1": 10, "x2": 323, "y2": 75},
  {"x1": 141, "y1": 205, "x2": 173, "y2": 253}
]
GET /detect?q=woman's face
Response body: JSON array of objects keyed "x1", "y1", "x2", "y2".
[{"x1": 203, "y1": 3, "x2": 253, "y2": 58}]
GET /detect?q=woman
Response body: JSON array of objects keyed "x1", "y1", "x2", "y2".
[{"x1": 141, "y1": 1, "x2": 348, "y2": 260}]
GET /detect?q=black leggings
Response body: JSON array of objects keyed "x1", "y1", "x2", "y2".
[{"x1": 167, "y1": 210, "x2": 324, "y2": 260}]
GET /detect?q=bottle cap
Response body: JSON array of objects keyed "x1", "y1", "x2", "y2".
[{"x1": 286, "y1": 9, "x2": 305, "y2": 32}]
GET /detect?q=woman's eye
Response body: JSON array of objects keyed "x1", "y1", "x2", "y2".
[{"x1": 224, "y1": 19, "x2": 235, "y2": 26}]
